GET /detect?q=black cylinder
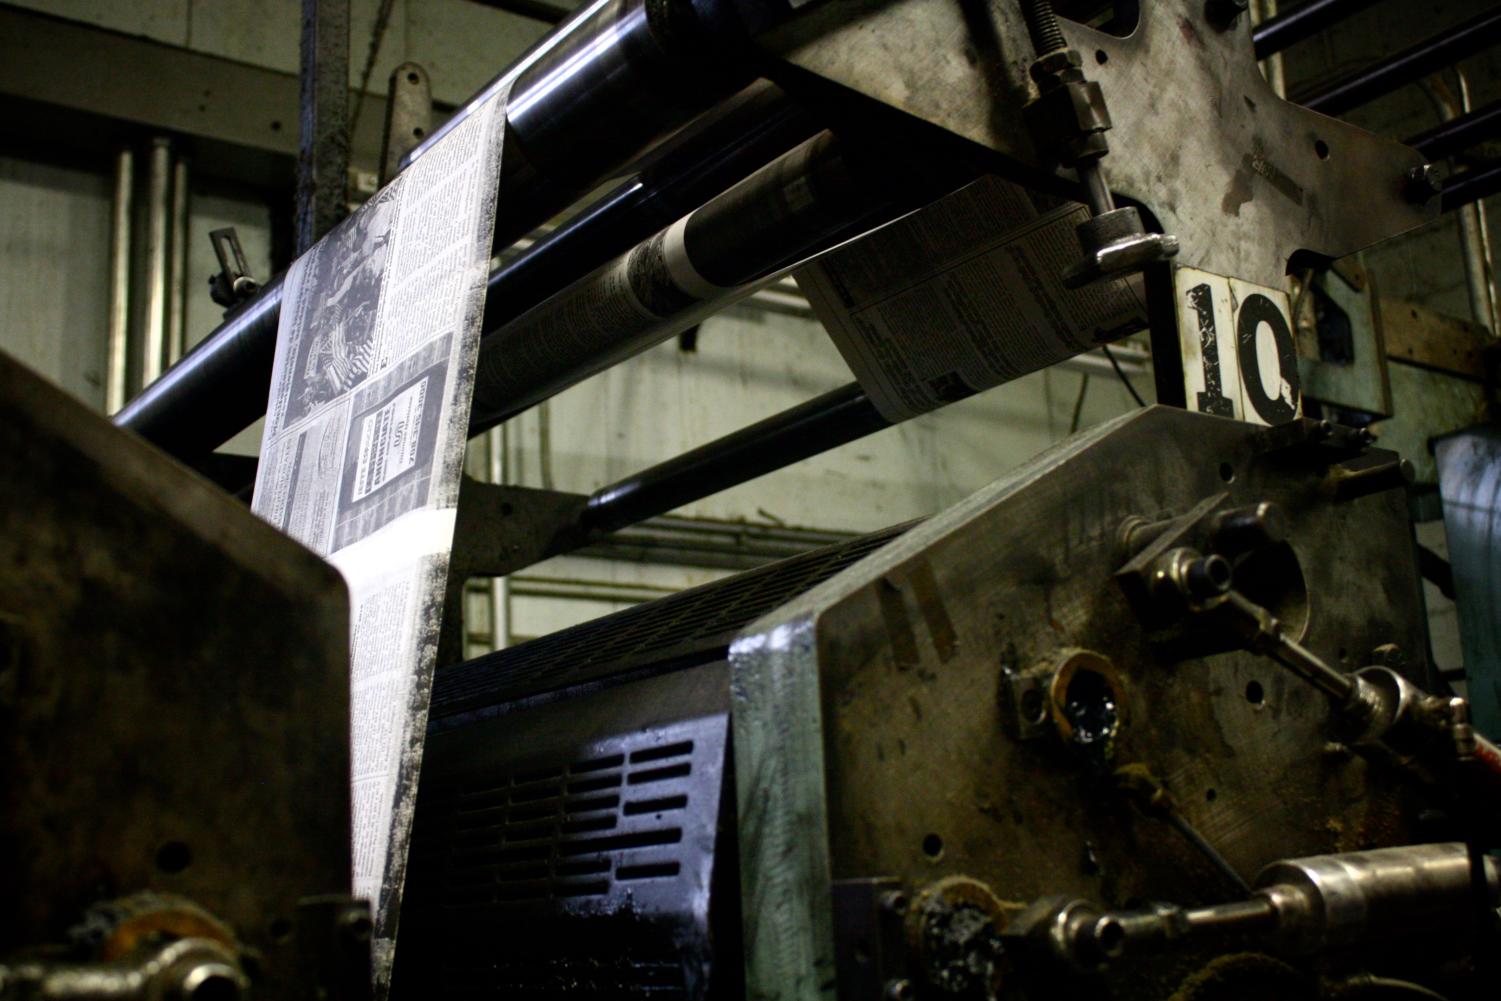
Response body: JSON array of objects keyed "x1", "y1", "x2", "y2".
[
  {"x1": 1295, "y1": 7, "x2": 1501, "y2": 117},
  {"x1": 1407, "y1": 99, "x2": 1501, "y2": 160},
  {"x1": 115, "y1": 0, "x2": 793, "y2": 461},
  {"x1": 582, "y1": 382, "x2": 890, "y2": 531},
  {"x1": 1251, "y1": 0, "x2": 1382, "y2": 61},
  {"x1": 467, "y1": 131, "x2": 975, "y2": 433}
]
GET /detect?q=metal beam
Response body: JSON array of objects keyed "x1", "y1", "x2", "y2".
[{"x1": 296, "y1": 0, "x2": 351, "y2": 251}]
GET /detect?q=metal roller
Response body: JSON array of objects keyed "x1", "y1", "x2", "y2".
[
  {"x1": 114, "y1": 0, "x2": 802, "y2": 461},
  {"x1": 468, "y1": 130, "x2": 975, "y2": 432}
]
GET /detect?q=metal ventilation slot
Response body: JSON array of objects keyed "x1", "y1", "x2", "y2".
[{"x1": 410, "y1": 731, "x2": 703, "y2": 909}]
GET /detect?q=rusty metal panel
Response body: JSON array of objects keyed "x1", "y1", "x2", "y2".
[
  {"x1": 0, "y1": 348, "x2": 352, "y2": 998},
  {"x1": 733, "y1": 406, "x2": 1428, "y2": 1001}
]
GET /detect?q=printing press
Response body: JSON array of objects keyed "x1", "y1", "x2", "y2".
[{"x1": 5, "y1": 2, "x2": 1501, "y2": 1001}]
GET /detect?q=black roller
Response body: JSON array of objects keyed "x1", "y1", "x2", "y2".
[
  {"x1": 467, "y1": 130, "x2": 977, "y2": 433},
  {"x1": 1295, "y1": 7, "x2": 1501, "y2": 117},
  {"x1": 582, "y1": 383, "x2": 889, "y2": 532},
  {"x1": 1442, "y1": 162, "x2": 1501, "y2": 213},
  {"x1": 483, "y1": 82, "x2": 815, "y2": 331},
  {"x1": 116, "y1": 0, "x2": 799, "y2": 461},
  {"x1": 1251, "y1": 0, "x2": 1382, "y2": 60},
  {"x1": 1407, "y1": 99, "x2": 1501, "y2": 160}
]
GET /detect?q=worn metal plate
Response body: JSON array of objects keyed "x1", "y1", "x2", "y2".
[
  {"x1": 733, "y1": 406, "x2": 1428, "y2": 1001},
  {"x1": 762, "y1": 0, "x2": 1435, "y2": 286},
  {"x1": 0, "y1": 350, "x2": 351, "y2": 997},
  {"x1": 1436, "y1": 426, "x2": 1501, "y2": 741}
]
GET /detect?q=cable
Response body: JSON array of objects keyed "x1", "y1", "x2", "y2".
[
  {"x1": 1069, "y1": 373, "x2": 1090, "y2": 433},
  {"x1": 1101, "y1": 344, "x2": 1146, "y2": 407},
  {"x1": 350, "y1": 0, "x2": 399, "y2": 143},
  {"x1": 1162, "y1": 810, "x2": 1254, "y2": 897}
]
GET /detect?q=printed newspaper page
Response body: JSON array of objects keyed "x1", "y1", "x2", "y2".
[
  {"x1": 251, "y1": 86, "x2": 509, "y2": 988},
  {"x1": 795, "y1": 176, "x2": 1149, "y2": 422}
]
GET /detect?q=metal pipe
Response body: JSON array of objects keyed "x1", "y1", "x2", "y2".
[
  {"x1": 1251, "y1": 0, "x2": 1382, "y2": 61},
  {"x1": 469, "y1": 131, "x2": 975, "y2": 433},
  {"x1": 116, "y1": 0, "x2": 788, "y2": 459},
  {"x1": 142, "y1": 138, "x2": 172, "y2": 390},
  {"x1": 581, "y1": 383, "x2": 889, "y2": 532},
  {"x1": 1407, "y1": 99, "x2": 1501, "y2": 160},
  {"x1": 167, "y1": 157, "x2": 190, "y2": 366},
  {"x1": 1295, "y1": 7, "x2": 1501, "y2": 117},
  {"x1": 105, "y1": 148, "x2": 133, "y2": 415},
  {"x1": 1456, "y1": 69, "x2": 1500, "y2": 338}
]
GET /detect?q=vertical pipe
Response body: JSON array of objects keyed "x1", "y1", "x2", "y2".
[
  {"x1": 142, "y1": 138, "x2": 172, "y2": 390},
  {"x1": 486, "y1": 427, "x2": 510, "y2": 653},
  {"x1": 167, "y1": 157, "x2": 190, "y2": 366},
  {"x1": 1425, "y1": 77, "x2": 1500, "y2": 336},
  {"x1": 105, "y1": 148, "x2": 133, "y2": 414},
  {"x1": 1456, "y1": 69, "x2": 1500, "y2": 337},
  {"x1": 1254, "y1": 0, "x2": 1287, "y2": 98}
]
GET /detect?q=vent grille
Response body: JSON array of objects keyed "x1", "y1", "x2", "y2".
[
  {"x1": 432, "y1": 522, "x2": 910, "y2": 719},
  {"x1": 400, "y1": 715, "x2": 727, "y2": 1000}
]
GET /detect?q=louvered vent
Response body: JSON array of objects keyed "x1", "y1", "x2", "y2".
[{"x1": 400, "y1": 714, "x2": 727, "y2": 1000}]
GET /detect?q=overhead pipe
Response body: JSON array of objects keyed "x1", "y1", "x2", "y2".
[{"x1": 116, "y1": 0, "x2": 803, "y2": 460}]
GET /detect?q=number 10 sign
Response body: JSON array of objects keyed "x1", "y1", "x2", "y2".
[{"x1": 1174, "y1": 266, "x2": 1302, "y2": 427}]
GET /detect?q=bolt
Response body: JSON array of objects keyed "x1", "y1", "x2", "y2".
[
  {"x1": 884, "y1": 978, "x2": 916, "y2": 1001},
  {"x1": 1405, "y1": 164, "x2": 1443, "y2": 205},
  {"x1": 337, "y1": 907, "x2": 373, "y2": 944},
  {"x1": 1205, "y1": 0, "x2": 1249, "y2": 28},
  {"x1": 174, "y1": 962, "x2": 247, "y2": 1001},
  {"x1": 1185, "y1": 554, "x2": 1233, "y2": 600},
  {"x1": 880, "y1": 890, "x2": 910, "y2": 916}
]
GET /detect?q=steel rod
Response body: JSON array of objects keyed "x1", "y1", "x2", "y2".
[
  {"x1": 581, "y1": 383, "x2": 890, "y2": 532},
  {"x1": 1407, "y1": 99, "x2": 1501, "y2": 160},
  {"x1": 105, "y1": 148, "x2": 133, "y2": 415},
  {"x1": 1251, "y1": 0, "x2": 1382, "y2": 61},
  {"x1": 1443, "y1": 163, "x2": 1501, "y2": 213},
  {"x1": 1295, "y1": 7, "x2": 1501, "y2": 117}
]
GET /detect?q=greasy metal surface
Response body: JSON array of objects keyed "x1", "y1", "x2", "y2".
[
  {"x1": 398, "y1": 665, "x2": 734, "y2": 1000},
  {"x1": 732, "y1": 406, "x2": 1428, "y2": 1001},
  {"x1": 379, "y1": 63, "x2": 433, "y2": 187},
  {"x1": 763, "y1": 0, "x2": 1435, "y2": 286},
  {"x1": 1435, "y1": 426, "x2": 1501, "y2": 741},
  {"x1": 0, "y1": 349, "x2": 352, "y2": 998}
]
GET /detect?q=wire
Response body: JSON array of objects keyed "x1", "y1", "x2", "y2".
[
  {"x1": 1101, "y1": 344, "x2": 1146, "y2": 407},
  {"x1": 1069, "y1": 373, "x2": 1090, "y2": 433},
  {"x1": 1162, "y1": 810, "x2": 1254, "y2": 897},
  {"x1": 350, "y1": 0, "x2": 399, "y2": 143}
]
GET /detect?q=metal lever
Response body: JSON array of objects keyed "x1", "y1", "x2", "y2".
[
  {"x1": 1016, "y1": 0, "x2": 1179, "y2": 287},
  {"x1": 207, "y1": 228, "x2": 260, "y2": 311}
]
